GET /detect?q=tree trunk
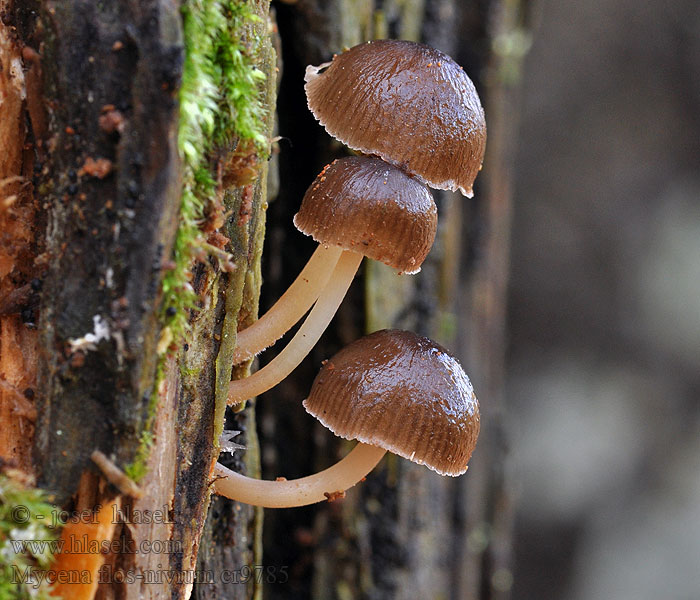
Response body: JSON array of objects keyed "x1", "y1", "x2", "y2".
[
  {"x1": 1, "y1": 0, "x2": 528, "y2": 598},
  {"x1": 3, "y1": 0, "x2": 275, "y2": 598}
]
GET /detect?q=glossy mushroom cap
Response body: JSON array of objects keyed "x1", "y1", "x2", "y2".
[
  {"x1": 305, "y1": 39, "x2": 487, "y2": 197},
  {"x1": 303, "y1": 329, "x2": 480, "y2": 476},
  {"x1": 293, "y1": 156, "x2": 437, "y2": 274}
]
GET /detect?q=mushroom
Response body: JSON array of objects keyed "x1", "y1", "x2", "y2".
[
  {"x1": 215, "y1": 329, "x2": 480, "y2": 508},
  {"x1": 305, "y1": 39, "x2": 487, "y2": 197},
  {"x1": 228, "y1": 157, "x2": 437, "y2": 405}
]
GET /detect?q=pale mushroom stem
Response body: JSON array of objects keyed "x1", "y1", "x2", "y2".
[
  {"x1": 231, "y1": 245, "x2": 344, "y2": 364},
  {"x1": 228, "y1": 250, "x2": 364, "y2": 405},
  {"x1": 213, "y1": 442, "x2": 386, "y2": 508}
]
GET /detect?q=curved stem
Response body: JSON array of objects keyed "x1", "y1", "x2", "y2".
[
  {"x1": 232, "y1": 245, "x2": 343, "y2": 364},
  {"x1": 228, "y1": 250, "x2": 364, "y2": 405},
  {"x1": 213, "y1": 442, "x2": 386, "y2": 508}
]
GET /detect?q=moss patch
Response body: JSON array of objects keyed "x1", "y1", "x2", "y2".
[
  {"x1": 0, "y1": 474, "x2": 58, "y2": 600},
  {"x1": 126, "y1": 0, "x2": 270, "y2": 481},
  {"x1": 163, "y1": 0, "x2": 268, "y2": 347}
]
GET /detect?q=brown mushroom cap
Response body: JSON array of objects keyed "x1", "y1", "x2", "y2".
[
  {"x1": 303, "y1": 329, "x2": 480, "y2": 476},
  {"x1": 304, "y1": 39, "x2": 487, "y2": 197},
  {"x1": 293, "y1": 156, "x2": 437, "y2": 274}
]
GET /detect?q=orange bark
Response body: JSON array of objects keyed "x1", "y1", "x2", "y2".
[
  {"x1": 50, "y1": 496, "x2": 123, "y2": 600},
  {"x1": 0, "y1": 0, "x2": 38, "y2": 474}
]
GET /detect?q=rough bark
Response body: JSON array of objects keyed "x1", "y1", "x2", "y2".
[
  {"x1": 0, "y1": 0, "x2": 273, "y2": 598},
  {"x1": 0, "y1": 0, "x2": 39, "y2": 475},
  {"x1": 24, "y1": 2, "x2": 186, "y2": 597},
  {"x1": 33, "y1": 0, "x2": 183, "y2": 498}
]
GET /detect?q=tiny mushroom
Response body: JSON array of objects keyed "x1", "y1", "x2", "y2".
[
  {"x1": 305, "y1": 39, "x2": 487, "y2": 197},
  {"x1": 228, "y1": 156, "x2": 437, "y2": 405},
  {"x1": 215, "y1": 329, "x2": 480, "y2": 508}
]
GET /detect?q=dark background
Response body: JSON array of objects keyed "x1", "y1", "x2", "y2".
[{"x1": 508, "y1": 0, "x2": 700, "y2": 598}]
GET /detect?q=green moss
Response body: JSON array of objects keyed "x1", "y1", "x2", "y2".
[
  {"x1": 179, "y1": 365, "x2": 202, "y2": 380},
  {"x1": 124, "y1": 1, "x2": 270, "y2": 482},
  {"x1": 161, "y1": 0, "x2": 269, "y2": 349},
  {"x1": 125, "y1": 359, "x2": 164, "y2": 482},
  {"x1": 0, "y1": 475, "x2": 58, "y2": 600},
  {"x1": 214, "y1": 11, "x2": 277, "y2": 436},
  {"x1": 213, "y1": 253, "x2": 248, "y2": 435},
  {"x1": 123, "y1": 429, "x2": 154, "y2": 483}
]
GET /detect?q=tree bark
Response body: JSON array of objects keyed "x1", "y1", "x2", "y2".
[
  {"x1": 33, "y1": 0, "x2": 184, "y2": 503},
  {"x1": 1, "y1": 0, "x2": 275, "y2": 598},
  {"x1": 0, "y1": 0, "x2": 40, "y2": 476}
]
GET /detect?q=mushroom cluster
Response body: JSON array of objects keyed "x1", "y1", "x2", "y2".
[
  {"x1": 228, "y1": 39, "x2": 486, "y2": 406},
  {"x1": 227, "y1": 156, "x2": 437, "y2": 404},
  {"x1": 218, "y1": 39, "x2": 486, "y2": 507}
]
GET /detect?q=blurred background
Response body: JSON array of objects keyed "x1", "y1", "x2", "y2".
[{"x1": 508, "y1": 0, "x2": 700, "y2": 598}]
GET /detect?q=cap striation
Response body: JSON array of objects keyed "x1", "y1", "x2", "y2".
[
  {"x1": 305, "y1": 39, "x2": 487, "y2": 197},
  {"x1": 303, "y1": 329, "x2": 480, "y2": 476},
  {"x1": 293, "y1": 156, "x2": 437, "y2": 274}
]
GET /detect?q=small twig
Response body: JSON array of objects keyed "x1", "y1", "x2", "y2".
[{"x1": 91, "y1": 450, "x2": 144, "y2": 498}]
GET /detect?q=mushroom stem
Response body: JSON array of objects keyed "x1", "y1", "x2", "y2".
[
  {"x1": 228, "y1": 250, "x2": 364, "y2": 405},
  {"x1": 213, "y1": 442, "x2": 386, "y2": 508},
  {"x1": 231, "y1": 245, "x2": 343, "y2": 364}
]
